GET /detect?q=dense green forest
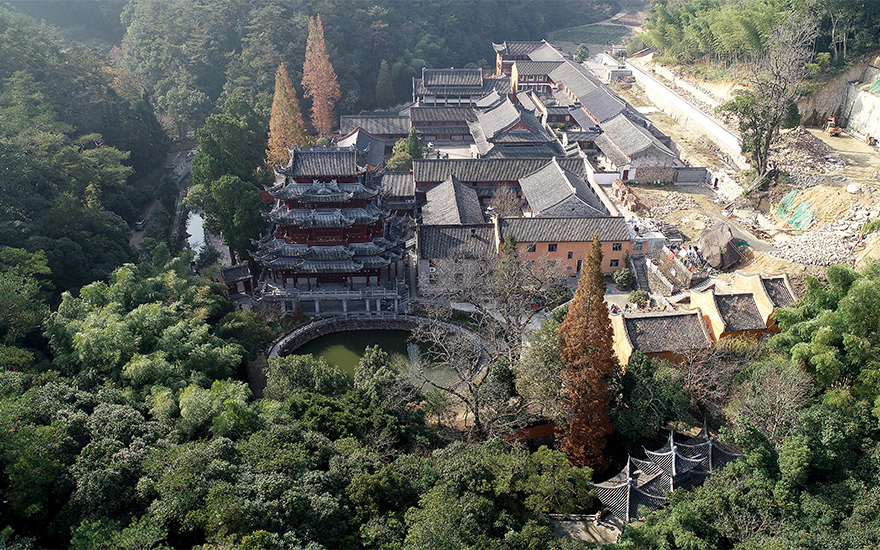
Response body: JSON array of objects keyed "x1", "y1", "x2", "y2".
[
  {"x1": 4, "y1": 1, "x2": 880, "y2": 549},
  {"x1": 117, "y1": 0, "x2": 613, "y2": 138},
  {"x1": 641, "y1": 0, "x2": 880, "y2": 68},
  {"x1": 0, "y1": 6, "x2": 170, "y2": 294}
]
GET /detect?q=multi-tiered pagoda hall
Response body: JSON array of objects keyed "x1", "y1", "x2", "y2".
[{"x1": 253, "y1": 146, "x2": 408, "y2": 314}]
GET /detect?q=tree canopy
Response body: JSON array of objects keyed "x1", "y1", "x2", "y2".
[
  {"x1": 558, "y1": 235, "x2": 617, "y2": 469},
  {"x1": 302, "y1": 14, "x2": 341, "y2": 137}
]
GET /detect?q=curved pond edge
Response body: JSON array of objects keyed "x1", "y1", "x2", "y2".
[{"x1": 265, "y1": 313, "x2": 490, "y2": 391}]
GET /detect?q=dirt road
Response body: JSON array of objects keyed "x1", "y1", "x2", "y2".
[{"x1": 808, "y1": 129, "x2": 880, "y2": 190}]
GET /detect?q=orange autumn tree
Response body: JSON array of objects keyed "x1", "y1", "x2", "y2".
[
  {"x1": 266, "y1": 63, "x2": 307, "y2": 169},
  {"x1": 558, "y1": 235, "x2": 618, "y2": 468},
  {"x1": 302, "y1": 14, "x2": 340, "y2": 137}
]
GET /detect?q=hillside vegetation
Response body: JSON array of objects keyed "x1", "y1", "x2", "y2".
[{"x1": 642, "y1": 0, "x2": 880, "y2": 70}]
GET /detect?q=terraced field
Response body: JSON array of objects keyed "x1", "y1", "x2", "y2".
[{"x1": 549, "y1": 24, "x2": 629, "y2": 44}]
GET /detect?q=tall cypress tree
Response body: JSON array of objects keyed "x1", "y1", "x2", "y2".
[
  {"x1": 375, "y1": 59, "x2": 393, "y2": 107},
  {"x1": 266, "y1": 63, "x2": 307, "y2": 169},
  {"x1": 404, "y1": 128, "x2": 422, "y2": 160},
  {"x1": 558, "y1": 235, "x2": 618, "y2": 468},
  {"x1": 302, "y1": 14, "x2": 340, "y2": 137}
]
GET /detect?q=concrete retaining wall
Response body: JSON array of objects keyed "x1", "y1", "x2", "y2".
[
  {"x1": 648, "y1": 64, "x2": 724, "y2": 109},
  {"x1": 626, "y1": 61, "x2": 749, "y2": 170},
  {"x1": 799, "y1": 57, "x2": 878, "y2": 126}
]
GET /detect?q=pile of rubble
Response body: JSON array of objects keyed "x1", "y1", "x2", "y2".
[
  {"x1": 611, "y1": 179, "x2": 642, "y2": 211},
  {"x1": 771, "y1": 127, "x2": 848, "y2": 188},
  {"x1": 649, "y1": 192, "x2": 699, "y2": 217},
  {"x1": 769, "y1": 200, "x2": 878, "y2": 265}
]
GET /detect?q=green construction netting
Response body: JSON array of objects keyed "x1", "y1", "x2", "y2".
[
  {"x1": 776, "y1": 189, "x2": 815, "y2": 233},
  {"x1": 869, "y1": 71, "x2": 880, "y2": 95}
]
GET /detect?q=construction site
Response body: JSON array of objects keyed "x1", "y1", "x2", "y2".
[{"x1": 606, "y1": 62, "x2": 880, "y2": 289}]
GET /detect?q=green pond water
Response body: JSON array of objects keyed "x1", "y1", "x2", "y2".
[{"x1": 292, "y1": 329, "x2": 458, "y2": 389}]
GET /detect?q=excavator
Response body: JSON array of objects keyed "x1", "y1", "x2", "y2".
[{"x1": 824, "y1": 117, "x2": 843, "y2": 137}]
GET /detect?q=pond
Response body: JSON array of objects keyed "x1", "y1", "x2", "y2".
[
  {"x1": 186, "y1": 211, "x2": 206, "y2": 256},
  {"x1": 292, "y1": 329, "x2": 460, "y2": 389}
]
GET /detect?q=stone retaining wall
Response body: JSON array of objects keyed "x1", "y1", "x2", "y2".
[
  {"x1": 626, "y1": 61, "x2": 750, "y2": 171},
  {"x1": 267, "y1": 314, "x2": 489, "y2": 387}
]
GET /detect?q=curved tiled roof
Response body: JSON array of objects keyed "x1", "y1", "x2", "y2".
[
  {"x1": 498, "y1": 216, "x2": 629, "y2": 243},
  {"x1": 278, "y1": 146, "x2": 362, "y2": 178},
  {"x1": 621, "y1": 310, "x2": 712, "y2": 355},
  {"x1": 518, "y1": 158, "x2": 607, "y2": 217},
  {"x1": 413, "y1": 157, "x2": 588, "y2": 183},
  {"x1": 423, "y1": 176, "x2": 485, "y2": 225},
  {"x1": 715, "y1": 293, "x2": 765, "y2": 332}
]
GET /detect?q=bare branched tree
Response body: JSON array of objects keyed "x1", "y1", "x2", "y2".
[
  {"x1": 489, "y1": 184, "x2": 522, "y2": 218},
  {"x1": 409, "y1": 319, "x2": 532, "y2": 440},
  {"x1": 726, "y1": 361, "x2": 812, "y2": 448},
  {"x1": 675, "y1": 335, "x2": 764, "y2": 412},
  {"x1": 717, "y1": 12, "x2": 819, "y2": 186},
  {"x1": 437, "y1": 235, "x2": 568, "y2": 364}
]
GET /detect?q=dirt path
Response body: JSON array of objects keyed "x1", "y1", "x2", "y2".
[
  {"x1": 547, "y1": 0, "x2": 649, "y2": 56},
  {"x1": 807, "y1": 129, "x2": 880, "y2": 191}
]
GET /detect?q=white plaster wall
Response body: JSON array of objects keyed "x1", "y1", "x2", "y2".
[{"x1": 626, "y1": 61, "x2": 750, "y2": 171}]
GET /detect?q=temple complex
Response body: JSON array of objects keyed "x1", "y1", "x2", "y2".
[{"x1": 253, "y1": 146, "x2": 409, "y2": 314}]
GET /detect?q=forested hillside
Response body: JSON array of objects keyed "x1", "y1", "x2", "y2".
[
  {"x1": 118, "y1": 0, "x2": 614, "y2": 137},
  {"x1": 0, "y1": 6, "x2": 169, "y2": 293},
  {"x1": 642, "y1": 0, "x2": 880, "y2": 67}
]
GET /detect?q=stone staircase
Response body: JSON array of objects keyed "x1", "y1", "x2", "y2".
[{"x1": 629, "y1": 255, "x2": 652, "y2": 295}]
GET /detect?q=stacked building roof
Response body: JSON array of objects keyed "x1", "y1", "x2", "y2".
[{"x1": 592, "y1": 429, "x2": 740, "y2": 523}]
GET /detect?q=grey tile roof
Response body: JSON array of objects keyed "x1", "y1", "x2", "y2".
[
  {"x1": 570, "y1": 107, "x2": 599, "y2": 130},
  {"x1": 581, "y1": 87, "x2": 628, "y2": 122},
  {"x1": 418, "y1": 224, "x2": 496, "y2": 259},
  {"x1": 424, "y1": 68, "x2": 482, "y2": 87},
  {"x1": 410, "y1": 107, "x2": 477, "y2": 123},
  {"x1": 283, "y1": 147, "x2": 360, "y2": 177},
  {"x1": 596, "y1": 113, "x2": 676, "y2": 165},
  {"x1": 513, "y1": 60, "x2": 563, "y2": 75},
  {"x1": 220, "y1": 264, "x2": 251, "y2": 284},
  {"x1": 715, "y1": 293, "x2": 766, "y2": 331},
  {"x1": 480, "y1": 143, "x2": 564, "y2": 158},
  {"x1": 413, "y1": 157, "x2": 588, "y2": 183},
  {"x1": 414, "y1": 73, "x2": 510, "y2": 97},
  {"x1": 493, "y1": 41, "x2": 546, "y2": 56},
  {"x1": 498, "y1": 216, "x2": 629, "y2": 243},
  {"x1": 416, "y1": 125, "x2": 473, "y2": 136},
  {"x1": 423, "y1": 176, "x2": 485, "y2": 225},
  {"x1": 516, "y1": 91, "x2": 539, "y2": 112},
  {"x1": 527, "y1": 42, "x2": 566, "y2": 61},
  {"x1": 518, "y1": 158, "x2": 607, "y2": 217},
  {"x1": 549, "y1": 61, "x2": 600, "y2": 98},
  {"x1": 336, "y1": 128, "x2": 386, "y2": 167},
  {"x1": 762, "y1": 276, "x2": 796, "y2": 307},
  {"x1": 470, "y1": 98, "x2": 557, "y2": 155},
  {"x1": 476, "y1": 90, "x2": 505, "y2": 108},
  {"x1": 565, "y1": 130, "x2": 601, "y2": 142},
  {"x1": 382, "y1": 172, "x2": 414, "y2": 198},
  {"x1": 594, "y1": 133, "x2": 630, "y2": 166},
  {"x1": 339, "y1": 115, "x2": 410, "y2": 136},
  {"x1": 623, "y1": 310, "x2": 712, "y2": 354}
]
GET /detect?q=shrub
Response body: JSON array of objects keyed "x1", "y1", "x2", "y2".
[
  {"x1": 628, "y1": 290, "x2": 649, "y2": 309},
  {"x1": 613, "y1": 267, "x2": 635, "y2": 289}
]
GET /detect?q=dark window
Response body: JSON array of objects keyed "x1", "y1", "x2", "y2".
[
  {"x1": 576, "y1": 259, "x2": 583, "y2": 272},
  {"x1": 567, "y1": 251, "x2": 573, "y2": 259},
  {"x1": 610, "y1": 259, "x2": 620, "y2": 268},
  {"x1": 635, "y1": 242, "x2": 644, "y2": 251},
  {"x1": 612, "y1": 242, "x2": 622, "y2": 251},
  {"x1": 526, "y1": 243, "x2": 536, "y2": 253},
  {"x1": 548, "y1": 243, "x2": 557, "y2": 252}
]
